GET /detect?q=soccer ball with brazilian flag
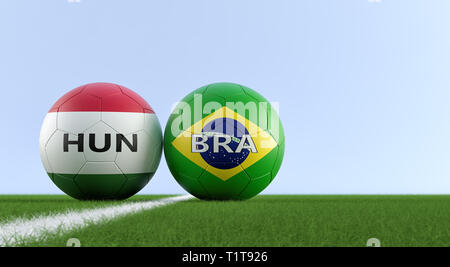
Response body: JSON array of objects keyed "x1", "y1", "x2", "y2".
[{"x1": 164, "y1": 83, "x2": 285, "y2": 200}]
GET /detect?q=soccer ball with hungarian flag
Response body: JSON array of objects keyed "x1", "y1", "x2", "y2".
[
  {"x1": 164, "y1": 83, "x2": 285, "y2": 200},
  {"x1": 39, "y1": 83, "x2": 163, "y2": 200}
]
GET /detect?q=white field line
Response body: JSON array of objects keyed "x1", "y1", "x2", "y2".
[{"x1": 0, "y1": 195, "x2": 193, "y2": 246}]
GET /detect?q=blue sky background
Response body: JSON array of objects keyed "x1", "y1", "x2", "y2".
[{"x1": 1, "y1": 0, "x2": 450, "y2": 194}]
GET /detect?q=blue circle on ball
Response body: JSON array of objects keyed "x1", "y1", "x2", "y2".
[{"x1": 200, "y1": 118, "x2": 250, "y2": 170}]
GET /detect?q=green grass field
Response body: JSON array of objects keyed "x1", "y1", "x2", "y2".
[
  {"x1": 1, "y1": 195, "x2": 449, "y2": 247},
  {"x1": 0, "y1": 195, "x2": 166, "y2": 224}
]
